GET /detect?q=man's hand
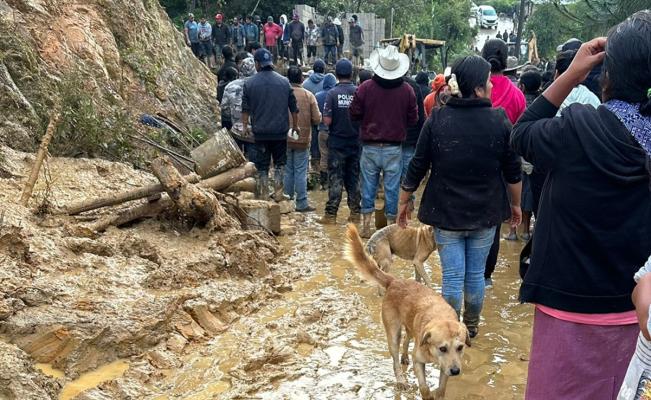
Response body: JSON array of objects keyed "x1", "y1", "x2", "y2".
[
  {"x1": 509, "y1": 205, "x2": 522, "y2": 228},
  {"x1": 397, "y1": 190, "x2": 414, "y2": 229}
]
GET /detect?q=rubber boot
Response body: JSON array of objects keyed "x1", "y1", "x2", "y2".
[
  {"x1": 317, "y1": 213, "x2": 337, "y2": 225},
  {"x1": 319, "y1": 171, "x2": 328, "y2": 191},
  {"x1": 375, "y1": 207, "x2": 387, "y2": 229},
  {"x1": 463, "y1": 308, "x2": 480, "y2": 339},
  {"x1": 360, "y1": 213, "x2": 372, "y2": 238},
  {"x1": 271, "y1": 167, "x2": 290, "y2": 202},
  {"x1": 255, "y1": 173, "x2": 270, "y2": 200}
]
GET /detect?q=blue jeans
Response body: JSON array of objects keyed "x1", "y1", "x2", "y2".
[
  {"x1": 284, "y1": 148, "x2": 310, "y2": 210},
  {"x1": 360, "y1": 145, "x2": 402, "y2": 219},
  {"x1": 323, "y1": 45, "x2": 337, "y2": 64},
  {"x1": 435, "y1": 226, "x2": 497, "y2": 326},
  {"x1": 401, "y1": 145, "x2": 416, "y2": 181}
]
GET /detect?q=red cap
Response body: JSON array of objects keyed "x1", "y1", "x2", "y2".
[
  {"x1": 215, "y1": 14, "x2": 223, "y2": 20},
  {"x1": 431, "y1": 74, "x2": 447, "y2": 93}
]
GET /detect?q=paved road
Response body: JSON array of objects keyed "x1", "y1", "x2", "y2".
[{"x1": 471, "y1": 16, "x2": 515, "y2": 52}]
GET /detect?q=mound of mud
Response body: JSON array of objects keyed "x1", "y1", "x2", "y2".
[
  {"x1": 0, "y1": 0, "x2": 218, "y2": 153},
  {"x1": 0, "y1": 146, "x2": 282, "y2": 396}
]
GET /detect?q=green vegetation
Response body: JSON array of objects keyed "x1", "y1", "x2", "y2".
[
  {"x1": 526, "y1": 0, "x2": 648, "y2": 59},
  {"x1": 52, "y1": 73, "x2": 140, "y2": 163}
]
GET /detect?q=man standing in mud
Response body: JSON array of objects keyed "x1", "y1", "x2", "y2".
[
  {"x1": 241, "y1": 49, "x2": 299, "y2": 201},
  {"x1": 318, "y1": 59, "x2": 361, "y2": 225}
]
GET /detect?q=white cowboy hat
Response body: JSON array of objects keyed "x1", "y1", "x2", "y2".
[{"x1": 369, "y1": 45, "x2": 410, "y2": 80}]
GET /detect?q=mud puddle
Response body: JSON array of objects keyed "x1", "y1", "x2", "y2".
[{"x1": 146, "y1": 193, "x2": 533, "y2": 399}]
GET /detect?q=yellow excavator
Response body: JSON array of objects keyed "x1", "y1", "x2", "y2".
[{"x1": 380, "y1": 34, "x2": 446, "y2": 73}]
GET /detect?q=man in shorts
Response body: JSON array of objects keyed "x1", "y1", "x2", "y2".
[{"x1": 348, "y1": 17, "x2": 364, "y2": 66}]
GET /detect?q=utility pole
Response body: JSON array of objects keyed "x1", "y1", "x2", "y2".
[
  {"x1": 390, "y1": 7, "x2": 394, "y2": 38},
  {"x1": 515, "y1": 0, "x2": 526, "y2": 60}
]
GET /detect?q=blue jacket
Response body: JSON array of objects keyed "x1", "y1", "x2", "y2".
[
  {"x1": 315, "y1": 74, "x2": 337, "y2": 132},
  {"x1": 243, "y1": 22, "x2": 259, "y2": 44},
  {"x1": 242, "y1": 69, "x2": 299, "y2": 139},
  {"x1": 230, "y1": 24, "x2": 245, "y2": 47}
]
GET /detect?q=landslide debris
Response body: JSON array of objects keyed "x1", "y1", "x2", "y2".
[{"x1": 0, "y1": 146, "x2": 282, "y2": 396}]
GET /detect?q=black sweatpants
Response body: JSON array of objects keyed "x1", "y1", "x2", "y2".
[{"x1": 251, "y1": 139, "x2": 287, "y2": 173}]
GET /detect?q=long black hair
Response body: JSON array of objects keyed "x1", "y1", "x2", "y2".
[
  {"x1": 481, "y1": 39, "x2": 508, "y2": 73},
  {"x1": 602, "y1": 10, "x2": 651, "y2": 115},
  {"x1": 450, "y1": 55, "x2": 492, "y2": 98}
]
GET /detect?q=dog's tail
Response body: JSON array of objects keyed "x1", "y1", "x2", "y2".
[{"x1": 344, "y1": 224, "x2": 394, "y2": 289}]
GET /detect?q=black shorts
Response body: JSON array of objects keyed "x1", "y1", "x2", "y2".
[
  {"x1": 307, "y1": 46, "x2": 317, "y2": 57},
  {"x1": 200, "y1": 41, "x2": 213, "y2": 57},
  {"x1": 190, "y1": 42, "x2": 201, "y2": 57}
]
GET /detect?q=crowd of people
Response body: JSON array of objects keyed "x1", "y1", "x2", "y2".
[
  {"x1": 183, "y1": 12, "x2": 364, "y2": 69},
  {"x1": 214, "y1": 8, "x2": 650, "y2": 400}
]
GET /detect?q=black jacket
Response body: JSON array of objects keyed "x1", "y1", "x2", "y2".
[
  {"x1": 403, "y1": 77, "x2": 425, "y2": 147},
  {"x1": 403, "y1": 97, "x2": 521, "y2": 230},
  {"x1": 242, "y1": 68, "x2": 298, "y2": 139},
  {"x1": 212, "y1": 23, "x2": 230, "y2": 46},
  {"x1": 512, "y1": 96, "x2": 651, "y2": 313}
]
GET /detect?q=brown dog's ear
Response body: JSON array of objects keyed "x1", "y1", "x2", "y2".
[{"x1": 420, "y1": 331, "x2": 431, "y2": 347}]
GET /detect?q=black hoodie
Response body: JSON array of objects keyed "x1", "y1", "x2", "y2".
[
  {"x1": 512, "y1": 96, "x2": 651, "y2": 314},
  {"x1": 403, "y1": 77, "x2": 425, "y2": 147}
]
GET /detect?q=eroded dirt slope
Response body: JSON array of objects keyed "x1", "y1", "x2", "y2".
[{"x1": 0, "y1": 0, "x2": 218, "y2": 151}]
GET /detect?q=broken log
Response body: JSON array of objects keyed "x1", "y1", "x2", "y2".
[
  {"x1": 151, "y1": 156, "x2": 238, "y2": 229},
  {"x1": 61, "y1": 162, "x2": 256, "y2": 215},
  {"x1": 224, "y1": 177, "x2": 256, "y2": 194},
  {"x1": 88, "y1": 197, "x2": 172, "y2": 232},
  {"x1": 20, "y1": 112, "x2": 60, "y2": 206}
]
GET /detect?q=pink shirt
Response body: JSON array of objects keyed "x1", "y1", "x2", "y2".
[
  {"x1": 490, "y1": 75, "x2": 526, "y2": 124},
  {"x1": 536, "y1": 305, "x2": 638, "y2": 326},
  {"x1": 263, "y1": 23, "x2": 283, "y2": 47}
]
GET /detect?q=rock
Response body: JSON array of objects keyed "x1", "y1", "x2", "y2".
[
  {"x1": 0, "y1": 340, "x2": 61, "y2": 399},
  {"x1": 146, "y1": 348, "x2": 180, "y2": 369},
  {"x1": 184, "y1": 302, "x2": 228, "y2": 336},
  {"x1": 13, "y1": 326, "x2": 72, "y2": 363},
  {"x1": 296, "y1": 331, "x2": 316, "y2": 345},
  {"x1": 280, "y1": 224, "x2": 297, "y2": 236},
  {"x1": 240, "y1": 199, "x2": 281, "y2": 234},
  {"x1": 166, "y1": 333, "x2": 188, "y2": 354},
  {"x1": 277, "y1": 200, "x2": 295, "y2": 214},
  {"x1": 172, "y1": 311, "x2": 206, "y2": 341},
  {"x1": 64, "y1": 237, "x2": 115, "y2": 257}
]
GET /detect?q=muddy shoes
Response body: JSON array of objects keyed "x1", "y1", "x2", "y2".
[
  {"x1": 360, "y1": 213, "x2": 372, "y2": 238},
  {"x1": 347, "y1": 213, "x2": 361, "y2": 223},
  {"x1": 463, "y1": 309, "x2": 480, "y2": 339},
  {"x1": 255, "y1": 173, "x2": 270, "y2": 200},
  {"x1": 270, "y1": 167, "x2": 290, "y2": 202},
  {"x1": 317, "y1": 213, "x2": 337, "y2": 225}
]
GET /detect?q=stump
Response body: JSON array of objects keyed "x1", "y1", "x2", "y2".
[{"x1": 151, "y1": 157, "x2": 238, "y2": 230}]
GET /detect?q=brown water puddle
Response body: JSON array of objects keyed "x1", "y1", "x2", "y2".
[{"x1": 41, "y1": 359, "x2": 129, "y2": 400}]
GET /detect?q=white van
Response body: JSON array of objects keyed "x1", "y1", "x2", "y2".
[{"x1": 477, "y1": 5, "x2": 498, "y2": 29}]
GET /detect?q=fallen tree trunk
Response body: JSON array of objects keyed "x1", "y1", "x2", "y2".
[
  {"x1": 20, "y1": 112, "x2": 60, "y2": 206},
  {"x1": 60, "y1": 162, "x2": 256, "y2": 215},
  {"x1": 151, "y1": 157, "x2": 238, "y2": 230},
  {"x1": 89, "y1": 197, "x2": 172, "y2": 232},
  {"x1": 224, "y1": 177, "x2": 256, "y2": 193}
]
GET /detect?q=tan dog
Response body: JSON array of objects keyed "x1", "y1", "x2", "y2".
[
  {"x1": 366, "y1": 224, "x2": 436, "y2": 287},
  {"x1": 345, "y1": 224, "x2": 470, "y2": 400}
]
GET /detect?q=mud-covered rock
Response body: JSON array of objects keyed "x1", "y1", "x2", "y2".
[{"x1": 0, "y1": 340, "x2": 61, "y2": 399}]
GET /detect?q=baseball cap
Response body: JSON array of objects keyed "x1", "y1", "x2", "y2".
[
  {"x1": 557, "y1": 38, "x2": 582, "y2": 52},
  {"x1": 267, "y1": 16, "x2": 273, "y2": 22},
  {"x1": 215, "y1": 14, "x2": 223, "y2": 20},
  {"x1": 335, "y1": 58, "x2": 353, "y2": 77},
  {"x1": 254, "y1": 48, "x2": 274, "y2": 68}
]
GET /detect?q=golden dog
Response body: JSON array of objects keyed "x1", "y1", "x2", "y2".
[
  {"x1": 366, "y1": 224, "x2": 436, "y2": 287},
  {"x1": 345, "y1": 224, "x2": 470, "y2": 400}
]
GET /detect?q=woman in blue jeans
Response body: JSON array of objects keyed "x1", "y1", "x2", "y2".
[{"x1": 398, "y1": 55, "x2": 522, "y2": 337}]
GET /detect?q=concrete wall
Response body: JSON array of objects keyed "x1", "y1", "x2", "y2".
[{"x1": 293, "y1": 5, "x2": 386, "y2": 63}]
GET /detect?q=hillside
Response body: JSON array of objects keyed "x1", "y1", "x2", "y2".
[{"x1": 0, "y1": 0, "x2": 219, "y2": 159}]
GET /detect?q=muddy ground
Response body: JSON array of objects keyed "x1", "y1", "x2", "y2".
[{"x1": 0, "y1": 147, "x2": 533, "y2": 399}]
